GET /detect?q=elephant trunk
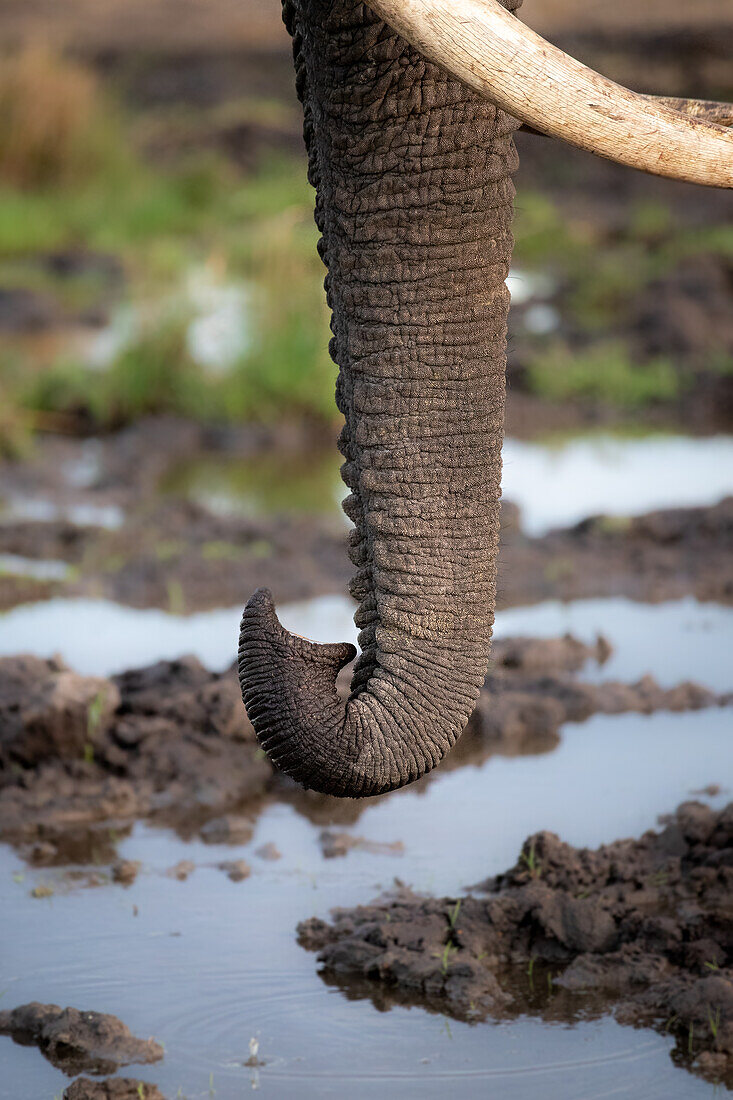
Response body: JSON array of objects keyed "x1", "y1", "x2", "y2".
[{"x1": 238, "y1": 0, "x2": 520, "y2": 797}]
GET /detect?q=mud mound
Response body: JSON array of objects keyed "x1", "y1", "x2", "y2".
[
  {"x1": 499, "y1": 496, "x2": 733, "y2": 608},
  {"x1": 299, "y1": 802, "x2": 733, "y2": 1086},
  {"x1": 0, "y1": 637, "x2": 725, "y2": 850},
  {"x1": 0, "y1": 1002, "x2": 163, "y2": 1076},
  {"x1": 64, "y1": 1080, "x2": 165, "y2": 1100},
  {"x1": 0, "y1": 655, "x2": 118, "y2": 769},
  {"x1": 0, "y1": 654, "x2": 271, "y2": 844}
]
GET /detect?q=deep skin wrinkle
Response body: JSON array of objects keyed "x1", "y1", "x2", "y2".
[{"x1": 238, "y1": 0, "x2": 521, "y2": 797}]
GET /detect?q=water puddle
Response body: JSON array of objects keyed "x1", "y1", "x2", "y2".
[
  {"x1": 1, "y1": 415, "x2": 731, "y2": 1095},
  {"x1": 161, "y1": 448, "x2": 343, "y2": 519},
  {"x1": 1, "y1": 702, "x2": 730, "y2": 1099},
  {"x1": 0, "y1": 495, "x2": 124, "y2": 530},
  {"x1": 0, "y1": 593, "x2": 730, "y2": 692},
  {"x1": 159, "y1": 432, "x2": 733, "y2": 536},
  {"x1": 502, "y1": 433, "x2": 733, "y2": 535},
  {"x1": 0, "y1": 554, "x2": 73, "y2": 582}
]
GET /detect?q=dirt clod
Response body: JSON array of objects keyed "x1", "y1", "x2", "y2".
[
  {"x1": 299, "y1": 803, "x2": 733, "y2": 1086},
  {"x1": 64, "y1": 1078, "x2": 166, "y2": 1099},
  {"x1": 112, "y1": 859, "x2": 141, "y2": 886},
  {"x1": 319, "y1": 831, "x2": 404, "y2": 859},
  {"x1": 219, "y1": 858, "x2": 251, "y2": 881},
  {"x1": 165, "y1": 860, "x2": 195, "y2": 881},
  {"x1": 255, "y1": 842, "x2": 281, "y2": 861},
  {"x1": 0, "y1": 1002, "x2": 163, "y2": 1076},
  {"x1": 0, "y1": 656, "x2": 118, "y2": 770}
]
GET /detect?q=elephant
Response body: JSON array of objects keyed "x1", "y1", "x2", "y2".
[{"x1": 238, "y1": 0, "x2": 733, "y2": 798}]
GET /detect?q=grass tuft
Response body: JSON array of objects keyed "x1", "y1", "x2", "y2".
[{"x1": 526, "y1": 341, "x2": 679, "y2": 409}]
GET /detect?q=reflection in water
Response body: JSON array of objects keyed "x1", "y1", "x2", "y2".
[
  {"x1": 0, "y1": 707, "x2": 729, "y2": 1099},
  {"x1": 502, "y1": 434, "x2": 733, "y2": 535},
  {"x1": 0, "y1": 593, "x2": 730, "y2": 691},
  {"x1": 0, "y1": 554, "x2": 73, "y2": 582},
  {"x1": 161, "y1": 433, "x2": 733, "y2": 537},
  {"x1": 161, "y1": 447, "x2": 343, "y2": 518}
]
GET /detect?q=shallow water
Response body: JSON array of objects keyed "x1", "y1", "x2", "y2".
[
  {"x1": 0, "y1": 495, "x2": 124, "y2": 530},
  {"x1": 502, "y1": 434, "x2": 733, "y2": 535},
  {"x1": 1, "y1": 703, "x2": 730, "y2": 1099},
  {"x1": 161, "y1": 447, "x2": 343, "y2": 519},
  {"x1": 1, "y1": 593, "x2": 730, "y2": 693},
  {"x1": 0, "y1": 554, "x2": 73, "y2": 582},
  {"x1": 162, "y1": 432, "x2": 733, "y2": 536},
  {"x1": 1, "y1": 425, "x2": 732, "y2": 1097}
]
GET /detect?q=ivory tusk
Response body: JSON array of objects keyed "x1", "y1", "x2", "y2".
[
  {"x1": 366, "y1": 0, "x2": 733, "y2": 188},
  {"x1": 648, "y1": 97, "x2": 733, "y2": 129}
]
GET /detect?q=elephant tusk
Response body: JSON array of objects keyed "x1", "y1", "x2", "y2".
[
  {"x1": 647, "y1": 97, "x2": 733, "y2": 130},
  {"x1": 365, "y1": 0, "x2": 733, "y2": 188},
  {"x1": 520, "y1": 98, "x2": 733, "y2": 137}
]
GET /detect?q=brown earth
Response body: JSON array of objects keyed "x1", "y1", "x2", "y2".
[
  {"x1": 498, "y1": 495, "x2": 733, "y2": 609},
  {"x1": 298, "y1": 802, "x2": 733, "y2": 1088},
  {"x1": 0, "y1": 632, "x2": 726, "y2": 854},
  {"x1": 0, "y1": 1002, "x2": 163, "y2": 1076},
  {"x1": 1, "y1": 487, "x2": 731, "y2": 614},
  {"x1": 64, "y1": 1079, "x2": 165, "y2": 1100},
  {"x1": 1, "y1": 0, "x2": 729, "y2": 59},
  {"x1": 1, "y1": 419, "x2": 732, "y2": 612}
]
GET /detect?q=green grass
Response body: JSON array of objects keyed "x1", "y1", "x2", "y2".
[
  {"x1": 1, "y1": 46, "x2": 730, "y2": 436},
  {"x1": 0, "y1": 48, "x2": 335, "y2": 430},
  {"x1": 526, "y1": 341, "x2": 680, "y2": 408},
  {"x1": 520, "y1": 839, "x2": 542, "y2": 879},
  {"x1": 1, "y1": 121, "x2": 336, "y2": 428}
]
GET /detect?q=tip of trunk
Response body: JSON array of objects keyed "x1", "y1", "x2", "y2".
[
  {"x1": 238, "y1": 588, "x2": 361, "y2": 795},
  {"x1": 238, "y1": 588, "x2": 453, "y2": 798}
]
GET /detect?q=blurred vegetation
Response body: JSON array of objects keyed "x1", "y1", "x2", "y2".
[
  {"x1": 525, "y1": 342, "x2": 679, "y2": 408},
  {"x1": 513, "y1": 190, "x2": 733, "y2": 412},
  {"x1": 0, "y1": 47, "x2": 731, "y2": 443},
  {"x1": 0, "y1": 45, "x2": 121, "y2": 188},
  {"x1": 0, "y1": 48, "x2": 335, "y2": 436}
]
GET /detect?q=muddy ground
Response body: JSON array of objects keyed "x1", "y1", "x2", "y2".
[
  {"x1": 299, "y1": 802, "x2": 733, "y2": 1087},
  {"x1": 1, "y1": 419, "x2": 732, "y2": 613},
  {"x1": 0, "y1": 630, "x2": 726, "y2": 852}
]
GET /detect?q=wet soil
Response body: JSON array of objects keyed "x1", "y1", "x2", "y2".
[
  {"x1": 0, "y1": 1002, "x2": 163, "y2": 1076},
  {"x1": 64, "y1": 1080, "x2": 165, "y2": 1100},
  {"x1": 0, "y1": 419, "x2": 347, "y2": 610},
  {"x1": 2, "y1": 490, "x2": 730, "y2": 614},
  {"x1": 0, "y1": 632, "x2": 726, "y2": 854},
  {"x1": 298, "y1": 802, "x2": 733, "y2": 1087},
  {"x1": 1, "y1": 420, "x2": 731, "y2": 613},
  {"x1": 498, "y1": 495, "x2": 733, "y2": 609}
]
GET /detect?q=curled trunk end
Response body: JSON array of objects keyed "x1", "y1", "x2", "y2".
[{"x1": 238, "y1": 0, "x2": 521, "y2": 796}]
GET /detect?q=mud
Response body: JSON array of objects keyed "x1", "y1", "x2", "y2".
[
  {"x1": 2, "y1": 429, "x2": 731, "y2": 614},
  {"x1": 0, "y1": 629, "x2": 725, "y2": 853},
  {"x1": 299, "y1": 802, "x2": 733, "y2": 1087},
  {"x1": 319, "y1": 830, "x2": 405, "y2": 859},
  {"x1": 0, "y1": 420, "x2": 349, "y2": 611},
  {"x1": 0, "y1": 653, "x2": 269, "y2": 847},
  {"x1": 497, "y1": 496, "x2": 733, "y2": 609},
  {"x1": 64, "y1": 1080, "x2": 165, "y2": 1100},
  {"x1": 0, "y1": 1003, "x2": 163, "y2": 1076}
]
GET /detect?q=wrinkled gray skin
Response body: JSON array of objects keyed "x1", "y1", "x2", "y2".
[{"x1": 239, "y1": 0, "x2": 521, "y2": 797}]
